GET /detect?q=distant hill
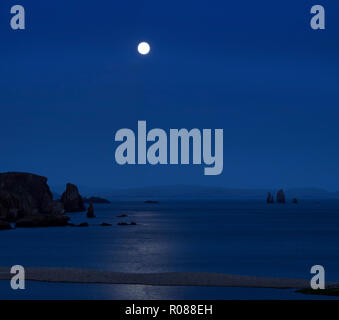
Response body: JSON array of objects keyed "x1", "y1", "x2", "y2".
[
  {"x1": 81, "y1": 185, "x2": 339, "y2": 201},
  {"x1": 51, "y1": 184, "x2": 339, "y2": 201},
  {"x1": 103, "y1": 185, "x2": 266, "y2": 200},
  {"x1": 83, "y1": 196, "x2": 111, "y2": 204}
]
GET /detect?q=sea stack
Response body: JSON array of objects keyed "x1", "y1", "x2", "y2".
[
  {"x1": 276, "y1": 189, "x2": 286, "y2": 204},
  {"x1": 266, "y1": 192, "x2": 274, "y2": 204},
  {"x1": 87, "y1": 203, "x2": 95, "y2": 218},
  {"x1": 61, "y1": 183, "x2": 85, "y2": 212}
]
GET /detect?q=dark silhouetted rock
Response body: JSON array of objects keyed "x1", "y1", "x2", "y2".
[
  {"x1": 0, "y1": 220, "x2": 12, "y2": 230},
  {"x1": 117, "y1": 214, "x2": 128, "y2": 218},
  {"x1": 101, "y1": 222, "x2": 112, "y2": 226},
  {"x1": 83, "y1": 197, "x2": 110, "y2": 204},
  {"x1": 87, "y1": 203, "x2": 95, "y2": 218},
  {"x1": 292, "y1": 198, "x2": 298, "y2": 204},
  {"x1": 15, "y1": 215, "x2": 70, "y2": 228},
  {"x1": 61, "y1": 183, "x2": 85, "y2": 213},
  {"x1": 0, "y1": 172, "x2": 64, "y2": 222},
  {"x1": 77, "y1": 222, "x2": 89, "y2": 227},
  {"x1": 117, "y1": 222, "x2": 137, "y2": 226},
  {"x1": 144, "y1": 200, "x2": 159, "y2": 204},
  {"x1": 266, "y1": 192, "x2": 274, "y2": 204},
  {"x1": 277, "y1": 189, "x2": 286, "y2": 203}
]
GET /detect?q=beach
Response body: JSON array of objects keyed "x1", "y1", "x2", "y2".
[{"x1": 0, "y1": 267, "x2": 320, "y2": 288}]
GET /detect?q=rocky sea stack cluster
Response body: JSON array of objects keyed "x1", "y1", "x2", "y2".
[
  {"x1": 266, "y1": 189, "x2": 298, "y2": 204},
  {"x1": 0, "y1": 172, "x2": 87, "y2": 229}
]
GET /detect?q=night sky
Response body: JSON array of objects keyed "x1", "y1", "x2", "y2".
[{"x1": 1, "y1": 1, "x2": 338, "y2": 190}]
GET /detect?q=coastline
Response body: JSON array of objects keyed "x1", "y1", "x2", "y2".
[{"x1": 1, "y1": 267, "x2": 335, "y2": 289}]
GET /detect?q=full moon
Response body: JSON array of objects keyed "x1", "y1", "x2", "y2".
[{"x1": 138, "y1": 42, "x2": 150, "y2": 55}]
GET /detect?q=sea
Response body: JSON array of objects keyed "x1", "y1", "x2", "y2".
[{"x1": 1, "y1": 200, "x2": 339, "y2": 300}]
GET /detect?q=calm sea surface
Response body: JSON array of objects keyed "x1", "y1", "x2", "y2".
[{"x1": 1, "y1": 200, "x2": 339, "y2": 299}]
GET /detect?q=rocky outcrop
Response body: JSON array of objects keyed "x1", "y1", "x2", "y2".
[
  {"x1": 292, "y1": 198, "x2": 298, "y2": 204},
  {"x1": 144, "y1": 200, "x2": 159, "y2": 204},
  {"x1": 83, "y1": 197, "x2": 110, "y2": 204},
  {"x1": 266, "y1": 192, "x2": 274, "y2": 204},
  {"x1": 86, "y1": 203, "x2": 95, "y2": 218},
  {"x1": 15, "y1": 215, "x2": 70, "y2": 228},
  {"x1": 77, "y1": 222, "x2": 89, "y2": 227},
  {"x1": 276, "y1": 189, "x2": 286, "y2": 203},
  {"x1": 0, "y1": 172, "x2": 64, "y2": 222},
  {"x1": 61, "y1": 183, "x2": 85, "y2": 212},
  {"x1": 117, "y1": 222, "x2": 137, "y2": 226}
]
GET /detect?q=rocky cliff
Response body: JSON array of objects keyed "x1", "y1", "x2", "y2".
[{"x1": 0, "y1": 172, "x2": 64, "y2": 222}]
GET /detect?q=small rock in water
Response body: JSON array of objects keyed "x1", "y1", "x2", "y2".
[
  {"x1": 117, "y1": 214, "x2": 128, "y2": 218},
  {"x1": 101, "y1": 222, "x2": 112, "y2": 226},
  {"x1": 117, "y1": 222, "x2": 137, "y2": 226},
  {"x1": 144, "y1": 200, "x2": 158, "y2": 204},
  {"x1": 77, "y1": 222, "x2": 89, "y2": 227}
]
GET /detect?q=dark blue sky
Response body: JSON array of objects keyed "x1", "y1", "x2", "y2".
[{"x1": 1, "y1": 0, "x2": 338, "y2": 190}]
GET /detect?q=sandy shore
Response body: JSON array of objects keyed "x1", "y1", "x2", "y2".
[{"x1": 2, "y1": 266, "x2": 337, "y2": 289}]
